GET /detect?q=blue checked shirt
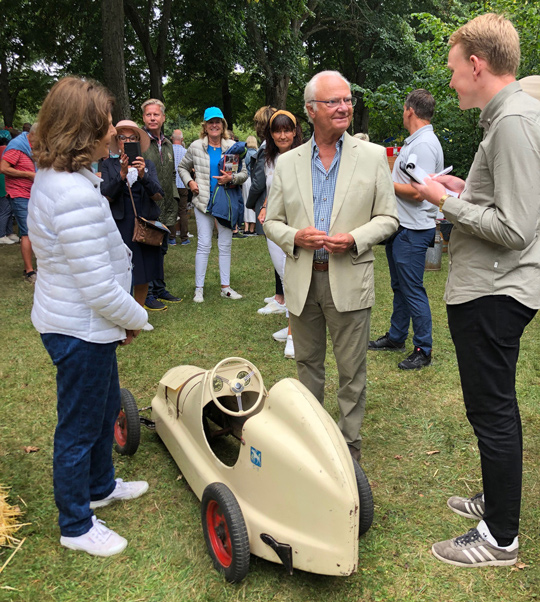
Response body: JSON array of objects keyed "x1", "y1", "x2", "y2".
[{"x1": 311, "y1": 135, "x2": 344, "y2": 261}]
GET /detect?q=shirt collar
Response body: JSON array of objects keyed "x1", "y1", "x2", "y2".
[
  {"x1": 403, "y1": 124, "x2": 434, "y2": 146},
  {"x1": 479, "y1": 80, "x2": 520, "y2": 131},
  {"x1": 144, "y1": 127, "x2": 164, "y2": 143},
  {"x1": 311, "y1": 133, "x2": 344, "y2": 158},
  {"x1": 80, "y1": 167, "x2": 102, "y2": 186}
]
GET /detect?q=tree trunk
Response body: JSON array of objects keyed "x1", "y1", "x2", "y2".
[
  {"x1": 0, "y1": 55, "x2": 16, "y2": 127},
  {"x1": 102, "y1": 0, "x2": 130, "y2": 121},
  {"x1": 266, "y1": 73, "x2": 290, "y2": 109}
]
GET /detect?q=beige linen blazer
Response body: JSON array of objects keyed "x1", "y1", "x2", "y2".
[{"x1": 264, "y1": 133, "x2": 398, "y2": 316}]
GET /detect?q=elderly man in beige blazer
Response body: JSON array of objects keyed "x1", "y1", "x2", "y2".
[{"x1": 264, "y1": 70, "x2": 398, "y2": 461}]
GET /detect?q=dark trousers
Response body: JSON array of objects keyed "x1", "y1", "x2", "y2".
[
  {"x1": 387, "y1": 227, "x2": 434, "y2": 354},
  {"x1": 447, "y1": 295, "x2": 536, "y2": 541},
  {"x1": 147, "y1": 235, "x2": 168, "y2": 299},
  {"x1": 41, "y1": 334, "x2": 119, "y2": 536}
]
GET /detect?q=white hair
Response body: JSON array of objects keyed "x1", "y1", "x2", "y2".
[{"x1": 303, "y1": 71, "x2": 351, "y2": 123}]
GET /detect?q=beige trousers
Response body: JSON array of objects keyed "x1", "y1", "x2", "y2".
[{"x1": 289, "y1": 270, "x2": 370, "y2": 451}]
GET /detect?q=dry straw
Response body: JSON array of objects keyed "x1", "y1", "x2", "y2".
[{"x1": 0, "y1": 486, "x2": 30, "y2": 574}]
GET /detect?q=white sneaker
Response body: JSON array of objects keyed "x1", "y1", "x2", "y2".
[
  {"x1": 142, "y1": 323, "x2": 154, "y2": 331},
  {"x1": 221, "y1": 286, "x2": 242, "y2": 300},
  {"x1": 258, "y1": 300, "x2": 287, "y2": 315},
  {"x1": 187, "y1": 232, "x2": 194, "y2": 238},
  {"x1": 284, "y1": 335, "x2": 295, "y2": 359},
  {"x1": 8, "y1": 233, "x2": 19, "y2": 243},
  {"x1": 264, "y1": 296, "x2": 275, "y2": 304},
  {"x1": 193, "y1": 288, "x2": 204, "y2": 303},
  {"x1": 0, "y1": 236, "x2": 16, "y2": 245},
  {"x1": 272, "y1": 327, "x2": 289, "y2": 342},
  {"x1": 60, "y1": 516, "x2": 127, "y2": 557},
  {"x1": 89, "y1": 478, "x2": 149, "y2": 509}
]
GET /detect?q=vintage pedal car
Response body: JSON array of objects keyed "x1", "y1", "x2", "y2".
[{"x1": 115, "y1": 357, "x2": 373, "y2": 583}]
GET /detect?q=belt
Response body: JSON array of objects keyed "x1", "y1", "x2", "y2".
[{"x1": 313, "y1": 261, "x2": 329, "y2": 272}]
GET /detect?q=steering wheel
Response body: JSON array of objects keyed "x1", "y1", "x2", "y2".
[{"x1": 208, "y1": 357, "x2": 265, "y2": 417}]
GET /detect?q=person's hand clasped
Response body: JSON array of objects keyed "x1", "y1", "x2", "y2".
[
  {"x1": 323, "y1": 232, "x2": 355, "y2": 254},
  {"x1": 294, "y1": 226, "x2": 329, "y2": 250},
  {"x1": 213, "y1": 170, "x2": 233, "y2": 186},
  {"x1": 120, "y1": 329, "x2": 140, "y2": 346}
]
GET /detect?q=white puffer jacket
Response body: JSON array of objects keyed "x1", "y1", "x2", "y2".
[
  {"x1": 178, "y1": 137, "x2": 247, "y2": 213},
  {"x1": 28, "y1": 168, "x2": 148, "y2": 343}
]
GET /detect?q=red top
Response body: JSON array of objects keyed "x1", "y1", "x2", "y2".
[{"x1": 3, "y1": 148, "x2": 35, "y2": 199}]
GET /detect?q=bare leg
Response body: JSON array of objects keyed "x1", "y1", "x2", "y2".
[
  {"x1": 20, "y1": 235, "x2": 34, "y2": 273},
  {"x1": 133, "y1": 283, "x2": 149, "y2": 307}
]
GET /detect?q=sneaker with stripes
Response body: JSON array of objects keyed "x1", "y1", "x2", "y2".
[
  {"x1": 447, "y1": 492, "x2": 485, "y2": 519},
  {"x1": 431, "y1": 522, "x2": 518, "y2": 567}
]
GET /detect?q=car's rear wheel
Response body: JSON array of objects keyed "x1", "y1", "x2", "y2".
[
  {"x1": 201, "y1": 482, "x2": 250, "y2": 583},
  {"x1": 114, "y1": 388, "x2": 140, "y2": 456},
  {"x1": 353, "y1": 459, "x2": 374, "y2": 536}
]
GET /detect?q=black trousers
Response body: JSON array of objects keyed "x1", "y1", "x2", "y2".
[{"x1": 447, "y1": 295, "x2": 536, "y2": 541}]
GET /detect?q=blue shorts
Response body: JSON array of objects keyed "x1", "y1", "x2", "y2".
[{"x1": 9, "y1": 196, "x2": 29, "y2": 237}]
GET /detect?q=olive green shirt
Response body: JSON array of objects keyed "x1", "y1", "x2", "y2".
[{"x1": 443, "y1": 82, "x2": 540, "y2": 309}]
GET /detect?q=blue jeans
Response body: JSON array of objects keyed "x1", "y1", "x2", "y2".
[
  {"x1": 0, "y1": 196, "x2": 14, "y2": 237},
  {"x1": 386, "y1": 227, "x2": 435, "y2": 354},
  {"x1": 41, "y1": 334, "x2": 119, "y2": 537}
]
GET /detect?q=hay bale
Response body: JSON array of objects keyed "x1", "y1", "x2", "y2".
[{"x1": 0, "y1": 486, "x2": 26, "y2": 548}]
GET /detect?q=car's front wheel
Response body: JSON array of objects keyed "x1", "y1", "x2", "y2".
[
  {"x1": 114, "y1": 388, "x2": 140, "y2": 456},
  {"x1": 201, "y1": 482, "x2": 250, "y2": 583}
]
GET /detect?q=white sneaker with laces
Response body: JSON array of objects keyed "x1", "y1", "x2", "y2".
[
  {"x1": 60, "y1": 515, "x2": 127, "y2": 557},
  {"x1": 193, "y1": 288, "x2": 204, "y2": 303},
  {"x1": 221, "y1": 286, "x2": 242, "y2": 299},
  {"x1": 258, "y1": 300, "x2": 287, "y2": 315},
  {"x1": 142, "y1": 323, "x2": 154, "y2": 331},
  {"x1": 0, "y1": 236, "x2": 16, "y2": 245},
  {"x1": 272, "y1": 327, "x2": 289, "y2": 342},
  {"x1": 284, "y1": 335, "x2": 295, "y2": 359},
  {"x1": 89, "y1": 478, "x2": 149, "y2": 509},
  {"x1": 8, "y1": 233, "x2": 20, "y2": 243},
  {"x1": 264, "y1": 296, "x2": 275, "y2": 304}
]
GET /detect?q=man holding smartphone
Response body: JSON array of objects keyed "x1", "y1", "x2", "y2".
[
  {"x1": 369, "y1": 89, "x2": 443, "y2": 370},
  {"x1": 141, "y1": 99, "x2": 182, "y2": 311}
]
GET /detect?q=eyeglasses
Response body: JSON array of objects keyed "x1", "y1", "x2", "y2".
[
  {"x1": 309, "y1": 97, "x2": 357, "y2": 108},
  {"x1": 118, "y1": 134, "x2": 139, "y2": 142}
]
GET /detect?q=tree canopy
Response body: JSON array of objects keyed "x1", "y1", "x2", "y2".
[{"x1": 2, "y1": 0, "x2": 539, "y2": 171}]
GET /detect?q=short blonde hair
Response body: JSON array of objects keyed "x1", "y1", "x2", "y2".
[
  {"x1": 449, "y1": 13, "x2": 520, "y2": 76},
  {"x1": 141, "y1": 98, "x2": 165, "y2": 115},
  {"x1": 33, "y1": 77, "x2": 114, "y2": 173},
  {"x1": 253, "y1": 106, "x2": 276, "y2": 140},
  {"x1": 246, "y1": 135, "x2": 258, "y2": 149}
]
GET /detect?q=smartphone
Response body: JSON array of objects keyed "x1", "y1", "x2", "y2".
[{"x1": 124, "y1": 141, "x2": 141, "y2": 165}]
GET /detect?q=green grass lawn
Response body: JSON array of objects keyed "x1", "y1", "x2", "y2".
[{"x1": 1, "y1": 227, "x2": 539, "y2": 601}]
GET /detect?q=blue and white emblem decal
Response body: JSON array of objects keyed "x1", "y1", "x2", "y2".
[{"x1": 250, "y1": 446, "x2": 262, "y2": 467}]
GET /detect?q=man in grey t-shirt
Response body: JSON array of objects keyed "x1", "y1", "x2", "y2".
[{"x1": 369, "y1": 89, "x2": 443, "y2": 370}]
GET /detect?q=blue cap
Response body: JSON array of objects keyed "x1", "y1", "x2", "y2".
[{"x1": 204, "y1": 107, "x2": 224, "y2": 121}]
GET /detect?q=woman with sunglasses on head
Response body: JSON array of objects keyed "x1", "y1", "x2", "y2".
[
  {"x1": 257, "y1": 110, "x2": 303, "y2": 358},
  {"x1": 101, "y1": 121, "x2": 164, "y2": 322},
  {"x1": 28, "y1": 77, "x2": 149, "y2": 557}
]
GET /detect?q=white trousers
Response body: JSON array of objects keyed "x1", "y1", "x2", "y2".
[{"x1": 194, "y1": 207, "x2": 232, "y2": 288}]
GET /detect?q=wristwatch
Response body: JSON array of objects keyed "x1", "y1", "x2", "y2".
[{"x1": 439, "y1": 194, "x2": 449, "y2": 212}]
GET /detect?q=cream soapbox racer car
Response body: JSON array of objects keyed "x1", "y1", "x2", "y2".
[{"x1": 114, "y1": 358, "x2": 373, "y2": 583}]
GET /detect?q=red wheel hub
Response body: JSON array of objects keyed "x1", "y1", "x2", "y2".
[
  {"x1": 206, "y1": 500, "x2": 232, "y2": 567},
  {"x1": 114, "y1": 410, "x2": 127, "y2": 447}
]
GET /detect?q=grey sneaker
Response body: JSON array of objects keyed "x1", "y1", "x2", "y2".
[
  {"x1": 89, "y1": 478, "x2": 149, "y2": 509},
  {"x1": 432, "y1": 525, "x2": 518, "y2": 567},
  {"x1": 447, "y1": 492, "x2": 485, "y2": 519}
]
